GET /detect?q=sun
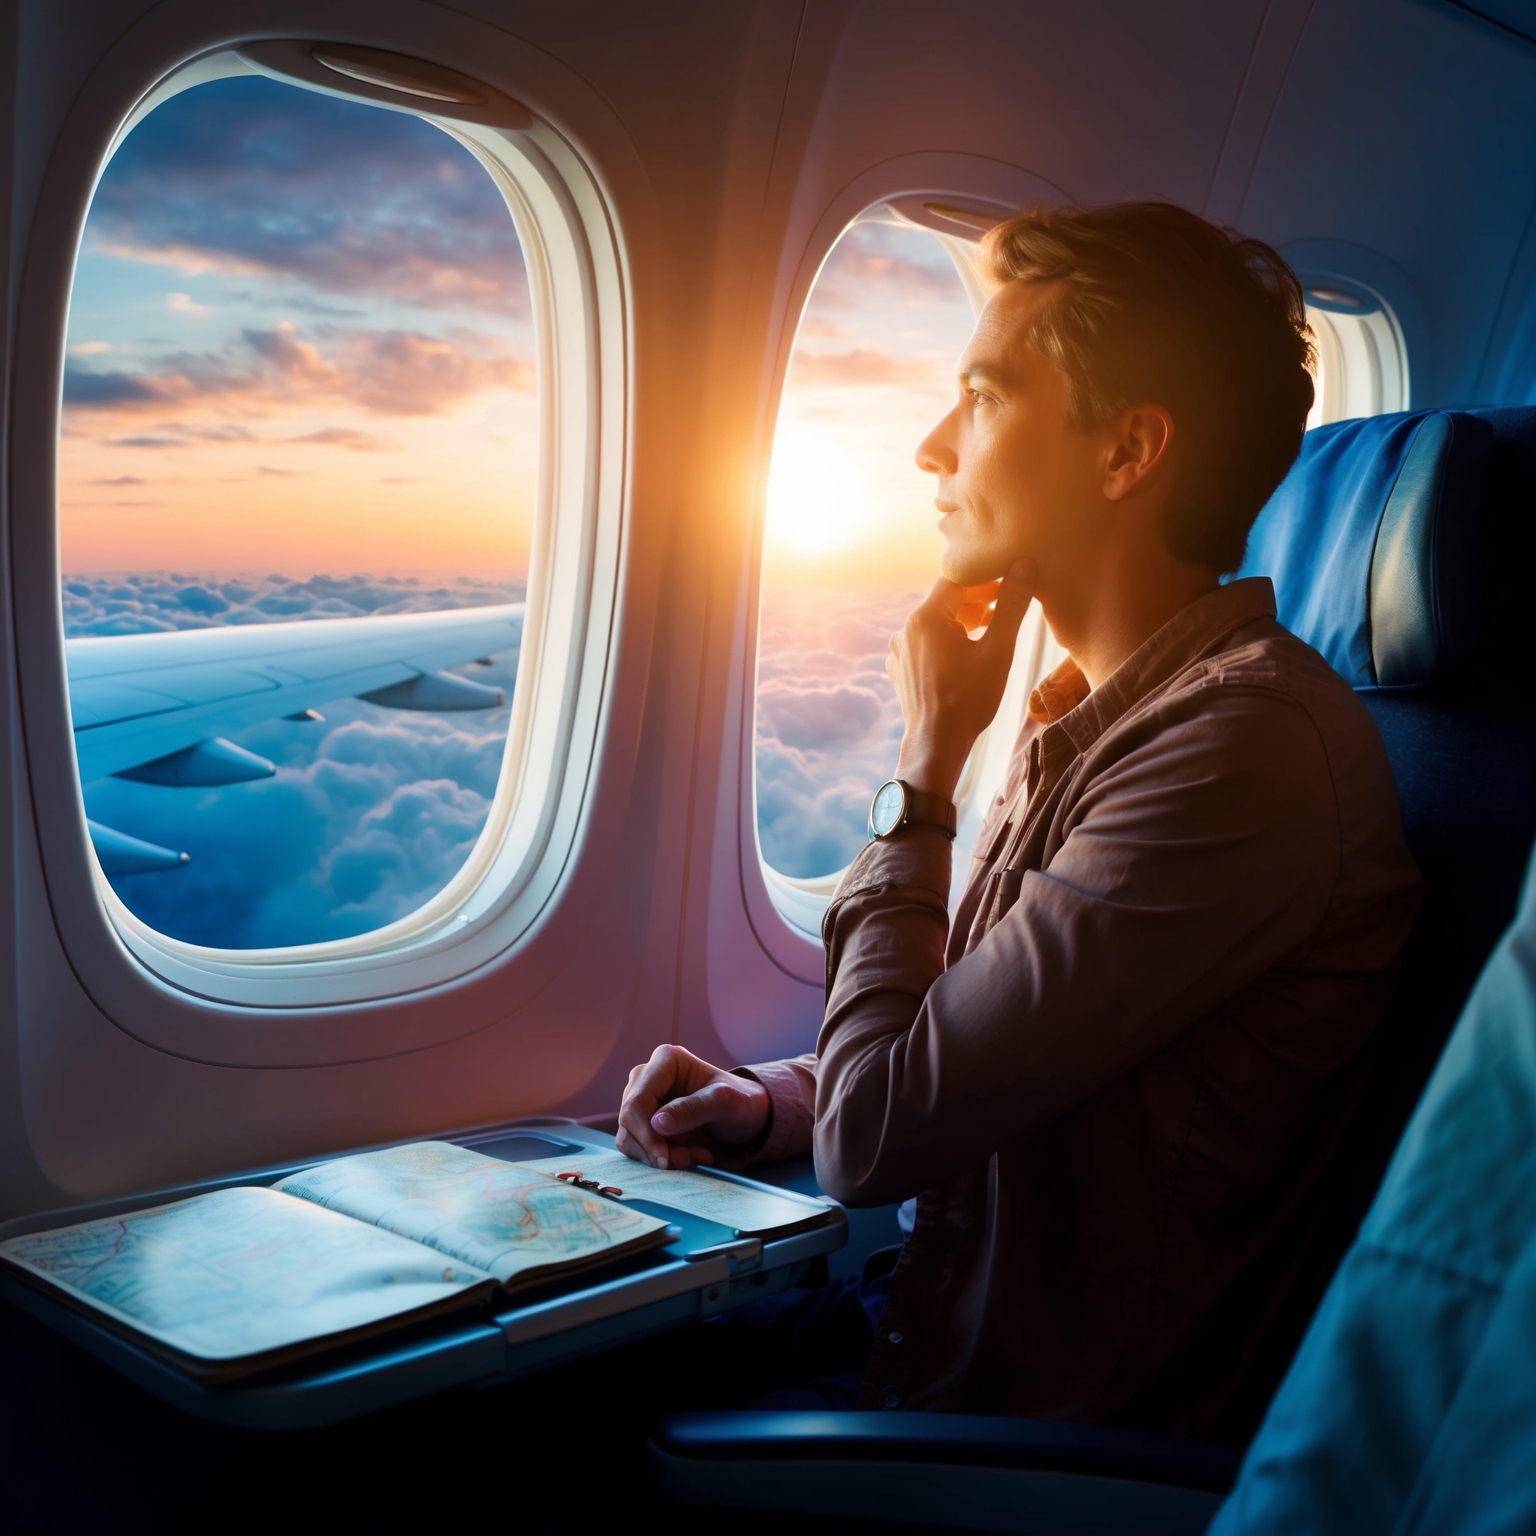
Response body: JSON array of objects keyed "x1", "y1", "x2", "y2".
[{"x1": 764, "y1": 424, "x2": 877, "y2": 559}]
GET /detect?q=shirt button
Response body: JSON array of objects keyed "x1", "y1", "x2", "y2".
[
  {"x1": 887, "y1": 1330, "x2": 903, "y2": 1344},
  {"x1": 880, "y1": 1388, "x2": 900, "y2": 1409}
]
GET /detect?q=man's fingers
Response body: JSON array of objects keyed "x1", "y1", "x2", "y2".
[
  {"x1": 979, "y1": 558, "x2": 1037, "y2": 655},
  {"x1": 651, "y1": 1080, "x2": 735, "y2": 1139},
  {"x1": 960, "y1": 580, "x2": 1003, "y2": 606},
  {"x1": 653, "y1": 1142, "x2": 715, "y2": 1172},
  {"x1": 617, "y1": 1075, "x2": 676, "y2": 1167},
  {"x1": 615, "y1": 1044, "x2": 756, "y2": 1170},
  {"x1": 615, "y1": 1114, "x2": 671, "y2": 1169},
  {"x1": 919, "y1": 576, "x2": 967, "y2": 619},
  {"x1": 622, "y1": 1055, "x2": 678, "y2": 1119},
  {"x1": 616, "y1": 1045, "x2": 693, "y2": 1167}
]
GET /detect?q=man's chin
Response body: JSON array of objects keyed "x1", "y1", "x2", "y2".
[{"x1": 940, "y1": 549, "x2": 1006, "y2": 587}]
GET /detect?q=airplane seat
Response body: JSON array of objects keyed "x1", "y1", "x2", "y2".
[
  {"x1": 1209, "y1": 831, "x2": 1536, "y2": 1532},
  {"x1": 1225, "y1": 404, "x2": 1536, "y2": 1423},
  {"x1": 646, "y1": 408, "x2": 1536, "y2": 1533}
]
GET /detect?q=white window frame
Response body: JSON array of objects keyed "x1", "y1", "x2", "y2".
[{"x1": 14, "y1": 44, "x2": 628, "y2": 1011}]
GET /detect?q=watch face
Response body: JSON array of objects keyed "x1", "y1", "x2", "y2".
[{"x1": 870, "y1": 779, "x2": 907, "y2": 838}]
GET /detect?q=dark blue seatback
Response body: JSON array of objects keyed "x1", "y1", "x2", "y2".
[{"x1": 1226, "y1": 406, "x2": 1536, "y2": 1425}]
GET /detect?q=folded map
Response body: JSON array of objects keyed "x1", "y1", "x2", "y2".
[{"x1": 0, "y1": 1142, "x2": 670, "y2": 1380}]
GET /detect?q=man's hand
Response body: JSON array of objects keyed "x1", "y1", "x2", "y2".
[
  {"x1": 615, "y1": 1045, "x2": 771, "y2": 1170},
  {"x1": 888, "y1": 558, "x2": 1037, "y2": 799}
]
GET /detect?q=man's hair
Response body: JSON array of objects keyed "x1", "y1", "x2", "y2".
[{"x1": 982, "y1": 202, "x2": 1315, "y2": 573}]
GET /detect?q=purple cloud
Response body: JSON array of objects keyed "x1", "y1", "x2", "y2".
[
  {"x1": 88, "y1": 76, "x2": 529, "y2": 318},
  {"x1": 757, "y1": 681, "x2": 885, "y2": 750},
  {"x1": 811, "y1": 224, "x2": 970, "y2": 312},
  {"x1": 65, "y1": 322, "x2": 533, "y2": 425}
]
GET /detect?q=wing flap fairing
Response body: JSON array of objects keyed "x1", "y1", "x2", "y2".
[
  {"x1": 115, "y1": 737, "x2": 277, "y2": 787},
  {"x1": 86, "y1": 820, "x2": 190, "y2": 875},
  {"x1": 358, "y1": 670, "x2": 503, "y2": 711}
]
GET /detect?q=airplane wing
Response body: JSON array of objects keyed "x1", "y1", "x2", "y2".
[{"x1": 66, "y1": 603, "x2": 524, "y2": 872}]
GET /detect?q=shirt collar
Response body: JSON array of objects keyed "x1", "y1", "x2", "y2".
[
  {"x1": 1037, "y1": 577, "x2": 1278, "y2": 754},
  {"x1": 1027, "y1": 658, "x2": 1092, "y2": 725}
]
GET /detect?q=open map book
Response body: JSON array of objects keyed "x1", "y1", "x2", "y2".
[{"x1": 0, "y1": 1139, "x2": 820, "y2": 1383}]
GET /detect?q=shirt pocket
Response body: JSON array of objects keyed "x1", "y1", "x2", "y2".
[{"x1": 988, "y1": 866, "x2": 1025, "y2": 928}]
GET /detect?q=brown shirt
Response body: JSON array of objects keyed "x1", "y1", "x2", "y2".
[{"x1": 741, "y1": 578, "x2": 1422, "y2": 1435}]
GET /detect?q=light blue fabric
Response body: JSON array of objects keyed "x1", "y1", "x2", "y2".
[
  {"x1": 1237, "y1": 411, "x2": 1483, "y2": 688},
  {"x1": 1211, "y1": 839, "x2": 1536, "y2": 1534}
]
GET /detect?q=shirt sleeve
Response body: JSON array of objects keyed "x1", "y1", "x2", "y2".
[
  {"x1": 812, "y1": 685, "x2": 1351, "y2": 1207},
  {"x1": 733, "y1": 1055, "x2": 819, "y2": 1165},
  {"x1": 728, "y1": 820, "x2": 955, "y2": 1169}
]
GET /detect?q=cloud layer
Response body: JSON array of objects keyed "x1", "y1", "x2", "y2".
[
  {"x1": 63, "y1": 571, "x2": 519, "y2": 636},
  {"x1": 69, "y1": 572, "x2": 918, "y2": 939},
  {"x1": 755, "y1": 586, "x2": 920, "y2": 878}
]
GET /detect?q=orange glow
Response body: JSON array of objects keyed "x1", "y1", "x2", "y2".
[{"x1": 58, "y1": 393, "x2": 536, "y2": 579}]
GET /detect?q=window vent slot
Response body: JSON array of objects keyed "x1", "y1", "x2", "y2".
[
  {"x1": 238, "y1": 40, "x2": 532, "y2": 129},
  {"x1": 311, "y1": 44, "x2": 485, "y2": 106}
]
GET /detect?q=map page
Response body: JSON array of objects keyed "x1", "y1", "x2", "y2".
[
  {"x1": 511, "y1": 1147, "x2": 827, "y2": 1235},
  {"x1": 0, "y1": 1185, "x2": 495, "y2": 1375},
  {"x1": 275, "y1": 1142, "x2": 671, "y2": 1289}
]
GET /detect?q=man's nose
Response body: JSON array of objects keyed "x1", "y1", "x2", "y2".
[{"x1": 916, "y1": 412, "x2": 958, "y2": 476}]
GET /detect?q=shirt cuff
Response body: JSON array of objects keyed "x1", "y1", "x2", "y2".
[
  {"x1": 833, "y1": 826, "x2": 954, "y2": 906},
  {"x1": 734, "y1": 1059, "x2": 816, "y2": 1166}
]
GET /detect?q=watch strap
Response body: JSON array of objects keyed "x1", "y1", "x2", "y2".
[{"x1": 901, "y1": 785, "x2": 958, "y2": 840}]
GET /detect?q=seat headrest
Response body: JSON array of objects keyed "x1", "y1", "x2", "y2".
[{"x1": 1239, "y1": 410, "x2": 1492, "y2": 689}]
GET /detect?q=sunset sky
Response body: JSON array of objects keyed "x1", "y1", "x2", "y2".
[
  {"x1": 60, "y1": 74, "x2": 536, "y2": 581},
  {"x1": 763, "y1": 221, "x2": 976, "y2": 588},
  {"x1": 60, "y1": 75, "x2": 983, "y2": 937}
]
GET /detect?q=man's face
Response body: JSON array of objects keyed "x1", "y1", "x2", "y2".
[{"x1": 916, "y1": 280, "x2": 1110, "y2": 589}]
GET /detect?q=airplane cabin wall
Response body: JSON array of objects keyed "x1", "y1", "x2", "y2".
[{"x1": 0, "y1": 0, "x2": 1532, "y2": 1220}]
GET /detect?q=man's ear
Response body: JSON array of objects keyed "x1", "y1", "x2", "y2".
[{"x1": 1102, "y1": 405, "x2": 1174, "y2": 502}]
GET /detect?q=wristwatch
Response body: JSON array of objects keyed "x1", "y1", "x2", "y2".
[{"x1": 868, "y1": 778, "x2": 958, "y2": 841}]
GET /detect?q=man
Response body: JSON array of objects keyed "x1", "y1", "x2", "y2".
[{"x1": 617, "y1": 203, "x2": 1423, "y2": 1436}]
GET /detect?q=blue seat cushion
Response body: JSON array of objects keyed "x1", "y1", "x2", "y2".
[{"x1": 1238, "y1": 411, "x2": 1492, "y2": 688}]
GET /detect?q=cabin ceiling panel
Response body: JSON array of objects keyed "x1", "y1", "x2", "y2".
[
  {"x1": 1242, "y1": 0, "x2": 1536, "y2": 403},
  {"x1": 797, "y1": 0, "x2": 1269, "y2": 213},
  {"x1": 453, "y1": 0, "x2": 796, "y2": 246}
]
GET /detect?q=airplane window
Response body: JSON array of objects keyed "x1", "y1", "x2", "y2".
[
  {"x1": 1304, "y1": 294, "x2": 1409, "y2": 426},
  {"x1": 755, "y1": 219, "x2": 977, "y2": 889},
  {"x1": 59, "y1": 75, "x2": 534, "y2": 949}
]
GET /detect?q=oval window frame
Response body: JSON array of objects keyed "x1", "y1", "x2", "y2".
[{"x1": 13, "y1": 41, "x2": 630, "y2": 1013}]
